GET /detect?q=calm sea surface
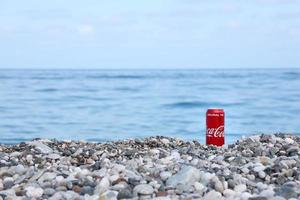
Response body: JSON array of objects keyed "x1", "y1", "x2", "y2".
[{"x1": 0, "y1": 69, "x2": 300, "y2": 144}]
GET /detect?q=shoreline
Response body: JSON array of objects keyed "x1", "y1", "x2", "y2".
[{"x1": 0, "y1": 134, "x2": 299, "y2": 200}]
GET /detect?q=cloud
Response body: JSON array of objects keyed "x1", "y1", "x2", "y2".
[{"x1": 76, "y1": 24, "x2": 94, "y2": 36}]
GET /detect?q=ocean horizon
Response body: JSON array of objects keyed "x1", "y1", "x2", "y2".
[{"x1": 1, "y1": 68, "x2": 299, "y2": 144}]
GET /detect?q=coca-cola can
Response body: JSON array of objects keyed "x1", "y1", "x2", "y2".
[{"x1": 206, "y1": 108, "x2": 225, "y2": 146}]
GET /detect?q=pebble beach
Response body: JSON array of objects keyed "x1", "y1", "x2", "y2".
[{"x1": 0, "y1": 134, "x2": 300, "y2": 200}]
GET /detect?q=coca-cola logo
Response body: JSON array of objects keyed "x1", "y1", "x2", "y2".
[{"x1": 207, "y1": 125, "x2": 224, "y2": 137}]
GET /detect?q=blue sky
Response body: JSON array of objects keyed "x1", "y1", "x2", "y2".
[{"x1": 0, "y1": 0, "x2": 299, "y2": 69}]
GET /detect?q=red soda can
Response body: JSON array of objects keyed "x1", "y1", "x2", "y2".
[{"x1": 206, "y1": 109, "x2": 225, "y2": 146}]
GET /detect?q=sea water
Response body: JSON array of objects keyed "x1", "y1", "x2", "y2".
[{"x1": 0, "y1": 69, "x2": 299, "y2": 144}]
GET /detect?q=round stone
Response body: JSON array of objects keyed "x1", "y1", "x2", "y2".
[
  {"x1": 133, "y1": 184, "x2": 154, "y2": 195},
  {"x1": 46, "y1": 153, "x2": 60, "y2": 160},
  {"x1": 72, "y1": 185, "x2": 82, "y2": 193},
  {"x1": 260, "y1": 189, "x2": 275, "y2": 197},
  {"x1": 14, "y1": 164, "x2": 25, "y2": 175},
  {"x1": 234, "y1": 184, "x2": 247, "y2": 193},
  {"x1": 26, "y1": 155, "x2": 33, "y2": 163},
  {"x1": 253, "y1": 165, "x2": 266, "y2": 173},
  {"x1": 160, "y1": 171, "x2": 172, "y2": 181},
  {"x1": 258, "y1": 171, "x2": 266, "y2": 179},
  {"x1": 10, "y1": 152, "x2": 21, "y2": 158},
  {"x1": 94, "y1": 177, "x2": 110, "y2": 195},
  {"x1": 3, "y1": 177, "x2": 14, "y2": 190},
  {"x1": 80, "y1": 186, "x2": 93, "y2": 195},
  {"x1": 203, "y1": 190, "x2": 222, "y2": 200},
  {"x1": 240, "y1": 192, "x2": 252, "y2": 199},
  {"x1": 284, "y1": 138, "x2": 294, "y2": 144},
  {"x1": 117, "y1": 189, "x2": 133, "y2": 199},
  {"x1": 241, "y1": 167, "x2": 249, "y2": 174},
  {"x1": 194, "y1": 182, "x2": 205, "y2": 192},
  {"x1": 25, "y1": 186, "x2": 44, "y2": 198},
  {"x1": 44, "y1": 188, "x2": 56, "y2": 196},
  {"x1": 223, "y1": 189, "x2": 235, "y2": 197},
  {"x1": 211, "y1": 177, "x2": 224, "y2": 193}
]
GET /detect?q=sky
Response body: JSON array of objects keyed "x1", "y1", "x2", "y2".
[{"x1": 0, "y1": 0, "x2": 300, "y2": 69}]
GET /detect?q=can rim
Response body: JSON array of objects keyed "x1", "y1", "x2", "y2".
[{"x1": 207, "y1": 108, "x2": 224, "y2": 113}]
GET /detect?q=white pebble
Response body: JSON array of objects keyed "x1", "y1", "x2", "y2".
[
  {"x1": 234, "y1": 184, "x2": 247, "y2": 193},
  {"x1": 94, "y1": 168, "x2": 107, "y2": 177},
  {"x1": 247, "y1": 174, "x2": 256, "y2": 181},
  {"x1": 170, "y1": 151, "x2": 181, "y2": 160},
  {"x1": 260, "y1": 189, "x2": 275, "y2": 197},
  {"x1": 256, "y1": 182, "x2": 268, "y2": 190},
  {"x1": 95, "y1": 177, "x2": 110, "y2": 195},
  {"x1": 223, "y1": 189, "x2": 235, "y2": 197},
  {"x1": 112, "y1": 164, "x2": 126, "y2": 173},
  {"x1": 99, "y1": 190, "x2": 118, "y2": 200},
  {"x1": 253, "y1": 165, "x2": 266, "y2": 173},
  {"x1": 241, "y1": 167, "x2": 249, "y2": 174},
  {"x1": 150, "y1": 149, "x2": 160, "y2": 155},
  {"x1": 203, "y1": 190, "x2": 222, "y2": 200},
  {"x1": 109, "y1": 174, "x2": 119, "y2": 183},
  {"x1": 160, "y1": 171, "x2": 172, "y2": 181},
  {"x1": 46, "y1": 153, "x2": 60, "y2": 160},
  {"x1": 285, "y1": 138, "x2": 294, "y2": 144},
  {"x1": 133, "y1": 184, "x2": 154, "y2": 195},
  {"x1": 26, "y1": 186, "x2": 44, "y2": 198},
  {"x1": 200, "y1": 172, "x2": 214, "y2": 186},
  {"x1": 240, "y1": 192, "x2": 252, "y2": 200},
  {"x1": 26, "y1": 154, "x2": 33, "y2": 163},
  {"x1": 55, "y1": 176, "x2": 65, "y2": 184},
  {"x1": 161, "y1": 138, "x2": 169, "y2": 144},
  {"x1": 258, "y1": 171, "x2": 266, "y2": 179},
  {"x1": 194, "y1": 182, "x2": 205, "y2": 191},
  {"x1": 191, "y1": 158, "x2": 199, "y2": 166},
  {"x1": 10, "y1": 152, "x2": 21, "y2": 158},
  {"x1": 80, "y1": 169, "x2": 90, "y2": 176},
  {"x1": 211, "y1": 177, "x2": 224, "y2": 193},
  {"x1": 14, "y1": 164, "x2": 25, "y2": 175},
  {"x1": 3, "y1": 177, "x2": 14, "y2": 184}
]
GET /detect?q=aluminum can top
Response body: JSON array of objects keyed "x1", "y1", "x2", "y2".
[{"x1": 206, "y1": 109, "x2": 224, "y2": 113}]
